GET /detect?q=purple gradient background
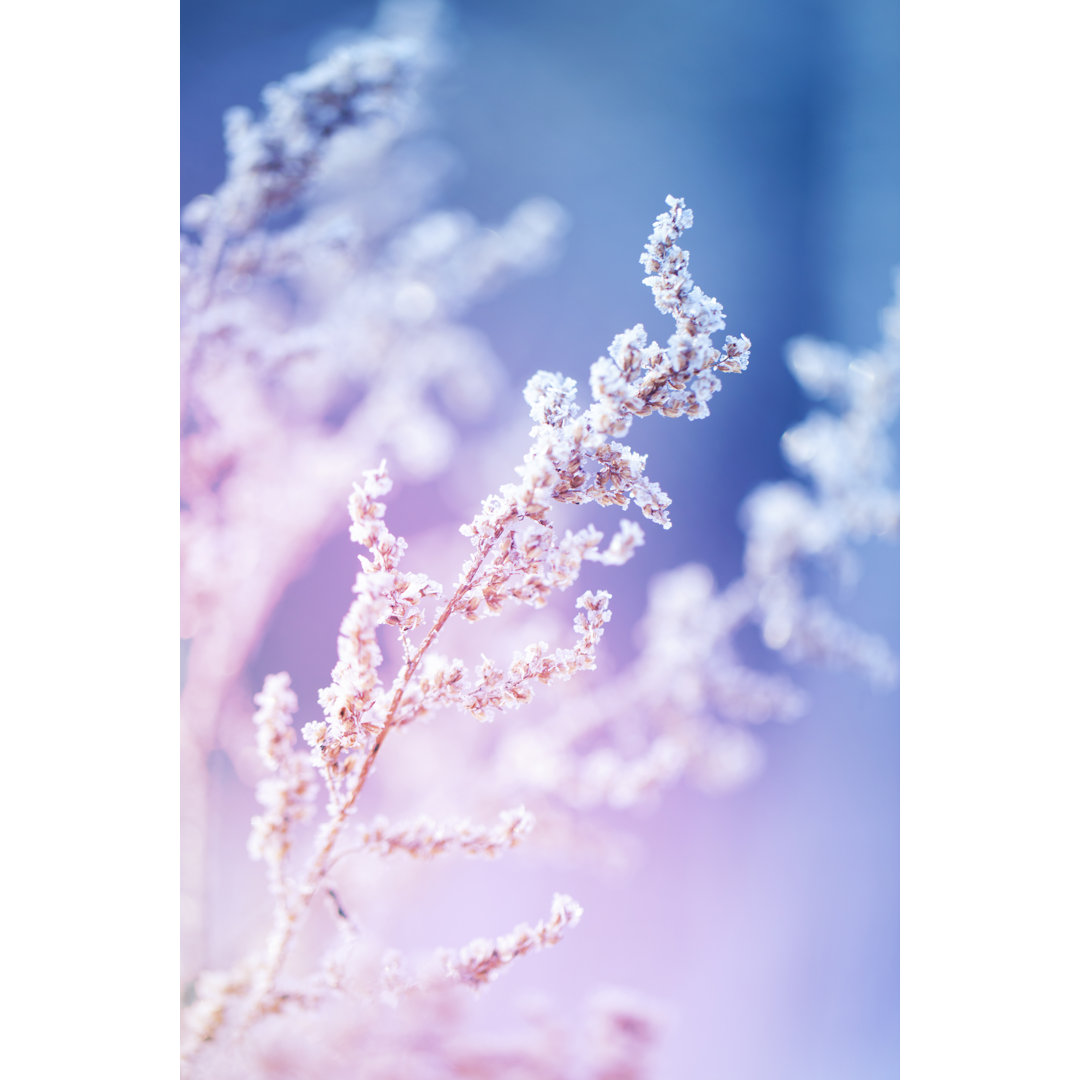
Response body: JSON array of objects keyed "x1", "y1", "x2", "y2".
[{"x1": 183, "y1": 1, "x2": 899, "y2": 1076}]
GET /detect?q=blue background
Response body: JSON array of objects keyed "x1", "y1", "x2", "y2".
[{"x1": 183, "y1": 2, "x2": 899, "y2": 1076}]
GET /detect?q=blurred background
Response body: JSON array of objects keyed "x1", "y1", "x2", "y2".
[{"x1": 182, "y1": 1, "x2": 898, "y2": 1077}]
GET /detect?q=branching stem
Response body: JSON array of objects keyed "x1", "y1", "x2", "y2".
[{"x1": 242, "y1": 526, "x2": 505, "y2": 1023}]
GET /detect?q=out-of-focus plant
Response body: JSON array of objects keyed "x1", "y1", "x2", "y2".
[{"x1": 180, "y1": 0, "x2": 567, "y2": 976}]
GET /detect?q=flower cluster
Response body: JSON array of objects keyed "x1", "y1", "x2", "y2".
[
  {"x1": 247, "y1": 674, "x2": 315, "y2": 894},
  {"x1": 589, "y1": 196, "x2": 750, "y2": 437},
  {"x1": 346, "y1": 805, "x2": 535, "y2": 861},
  {"x1": 444, "y1": 893, "x2": 584, "y2": 988},
  {"x1": 493, "y1": 196, "x2": 751, "y2": 537}
]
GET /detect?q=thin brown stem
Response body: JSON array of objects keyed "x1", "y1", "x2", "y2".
[{"x1": 242, "y1": 525, "x2": 506, "y2": 1024}]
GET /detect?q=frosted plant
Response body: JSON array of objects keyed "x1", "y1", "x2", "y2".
[
  {"x1": 739, "y1": 284, "x2": 900, "y2": 677},
  {"x1": 180, "y1": 0, "x2": 568, "y2": 975},
  {"x1": 180, "y1": 196, "x2": 750, "y2": 1072}
]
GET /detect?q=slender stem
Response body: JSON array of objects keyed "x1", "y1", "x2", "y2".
[{"x1": 242, "y1": 526, "x2": 505, "y2": 1023}]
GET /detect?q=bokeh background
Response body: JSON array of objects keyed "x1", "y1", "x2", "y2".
[{"x1": 182, "y1": 1, "x2": 899, "y2": 1076}]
